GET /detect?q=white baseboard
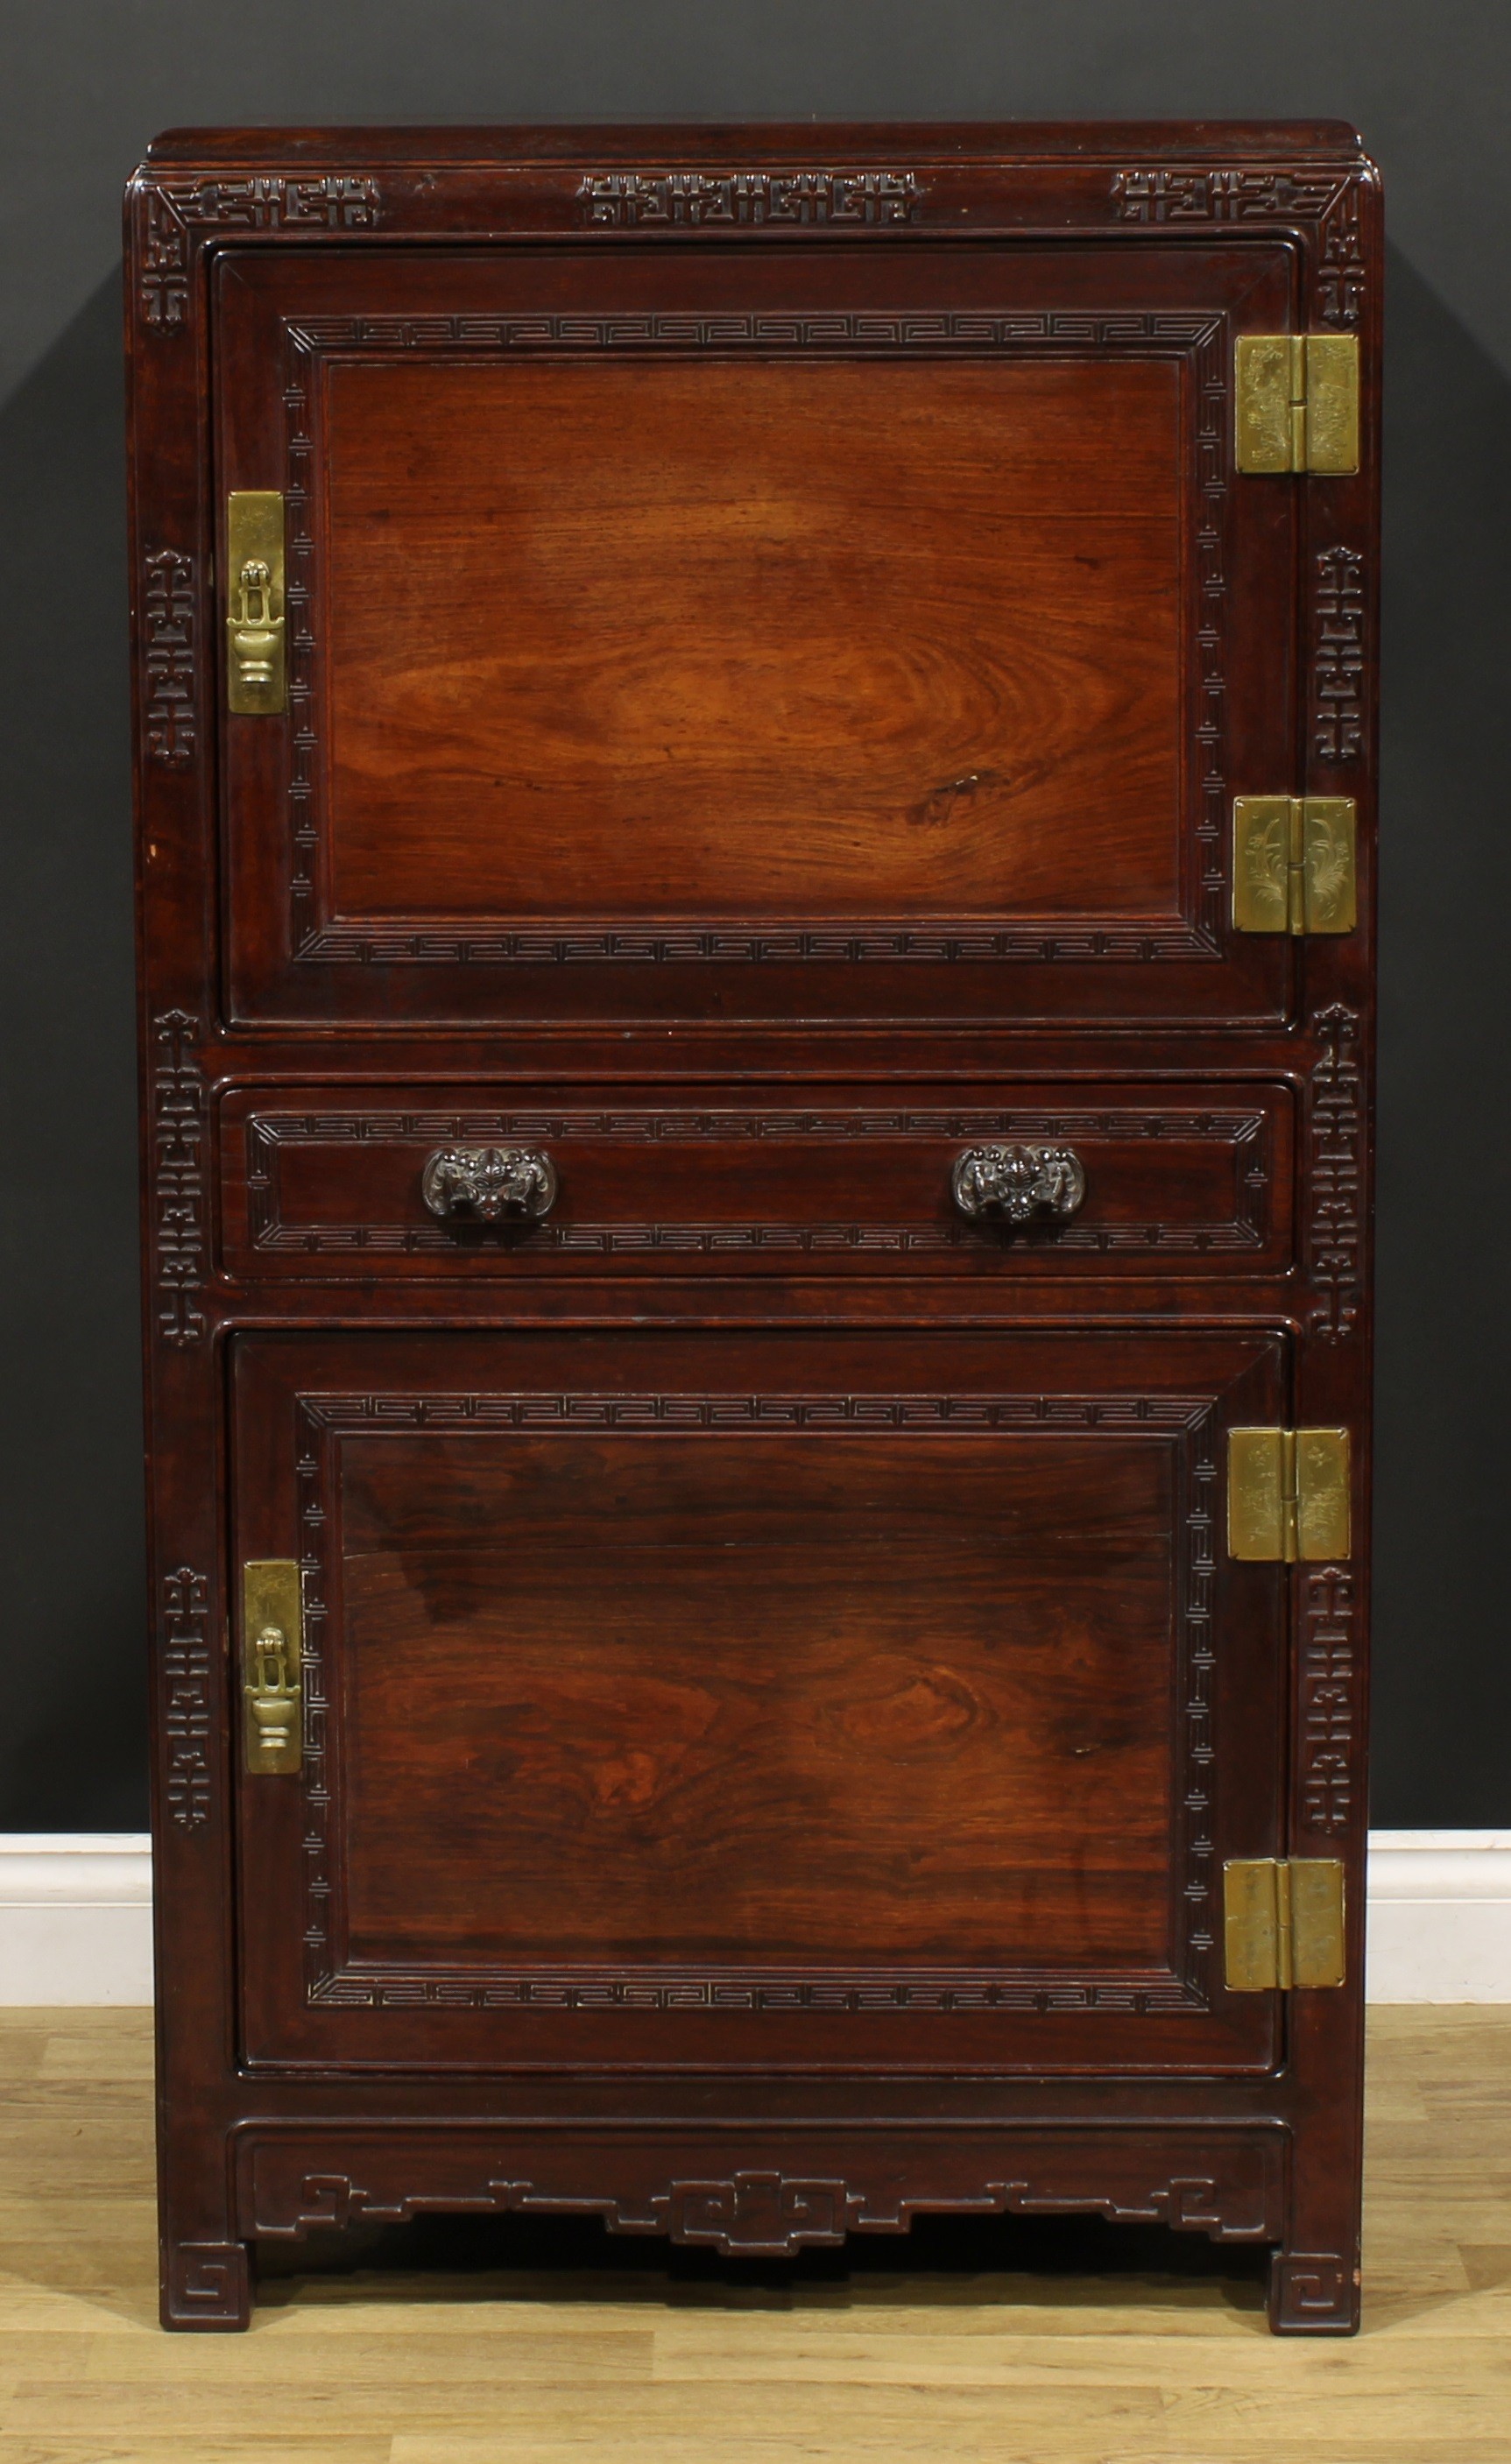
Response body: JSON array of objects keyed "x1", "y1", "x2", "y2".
[
  {"x1": 0, "y1": 1836, "x2": 154, "y2": 2005},
  {"x1": 4, "y1": 1832, "x2": 1510, "y2": 2007},
  {"x1": 1366, "y1": 1831, "x2": 1511, "y2": 2002}
]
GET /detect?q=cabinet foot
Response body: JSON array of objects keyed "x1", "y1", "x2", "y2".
[
  {"x1": 1268, "y1": 2248, "x2": 1360, "y2": 2334},
  {"x1": 161, "y1": 2239, "x2": 252, "y2": 2331}
]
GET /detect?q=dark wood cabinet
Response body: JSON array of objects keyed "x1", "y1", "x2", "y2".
[{"x1": 127, "y1": 122, "x2": 1379, "y2": 2332}]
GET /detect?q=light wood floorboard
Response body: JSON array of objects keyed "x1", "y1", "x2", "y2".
[{"x1": 0, "y1": 2008, "x2": 1507, "y2": 2461}]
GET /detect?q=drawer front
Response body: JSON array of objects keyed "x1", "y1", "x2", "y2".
[{"x1": 218, "y1": 1082, "x2": 1296, "y2": 1280}]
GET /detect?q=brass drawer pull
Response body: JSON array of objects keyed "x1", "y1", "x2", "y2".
[
  {"x1": 421, "y1": 1146, "x2": 558, "y2": 1223},
  {"x1": 950, "y1": 1144, "x2": 1087, "y2": 1225}
]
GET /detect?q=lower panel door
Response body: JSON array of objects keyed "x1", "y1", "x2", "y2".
[{"x1": 231, "y1": 1327, "x2": 1286, "y2": 2072}]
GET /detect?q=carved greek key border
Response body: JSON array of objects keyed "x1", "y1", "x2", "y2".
[
  {"x1": 290, "y1": 1388, "x2": 1218, "y2": 2014},
  {"x1": 576, "y1": 169, "x2": 927, "y2": 227},
  {"x1": 279, "y1": 311, "x2": 1228, "y2": 968}
]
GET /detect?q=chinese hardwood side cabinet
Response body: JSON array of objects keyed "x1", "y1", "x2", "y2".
[{"x1": 126, "y1": 122, "x2": 1380, "y2": 2332}]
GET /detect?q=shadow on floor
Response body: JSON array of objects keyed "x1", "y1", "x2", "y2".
[{"x1": 255, "y1": 2206, "x2": 1269, "y2": 2316}]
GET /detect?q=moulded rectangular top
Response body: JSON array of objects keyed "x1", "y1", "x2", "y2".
[{"x1": 138, "y1": 119, "x2": 1372, "y2": 172}]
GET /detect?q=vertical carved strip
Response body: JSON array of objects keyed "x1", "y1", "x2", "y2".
[
  {"x1": 142, "y1": 549, "x2": 196, "y2": 765},
  {"x1": 152, "y1": 1012, "x2": 207, "y2": 1345},
  {"x1": 297, "y1": 1414, "x2": 332, "y2": 2000},
  {"x1": 1182, "y1": 1410, "x2": 1218, "y2": 1988},
  {"x1": 1307, "y1": 1004, "x2": 1364, "y2": 1339},
  {"x1": 1316, "y1": 180, "x2": 1366, "y2": 328},
  {"x1": 1298, "y1": 1566, "x2": 1355, "y2": 1839},
  {"x1": 1312, "y1": 546, "x2": 1366, "y2": 765},
  {"x1": 161, "y1": 1567, "x2": 212, "y2": 1831}
]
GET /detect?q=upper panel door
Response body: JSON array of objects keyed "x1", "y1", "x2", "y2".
[
  {"x1": 232, "y1": 1324, "x2": 1287, "y2": 2075},
  {"x1": 213, "y1": 240, "x2": 1300, "y2": 1028}
]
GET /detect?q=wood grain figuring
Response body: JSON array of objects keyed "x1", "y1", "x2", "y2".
[
  {"x1": 323, "y1": 359, "x2": 1182, "y2": 923},
  {"x1": 0, "y1": 2010, "x2": 1505, "y2": 2460},
  {"x1": 337, "y1": 1430, "x2": 1173, "y2": 1966}
]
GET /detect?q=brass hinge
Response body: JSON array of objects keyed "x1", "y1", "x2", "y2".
[
  {"x1": 243, "y1": 1559, "x2": 302, "y2": 1775},
  {"x1": 1228, "y1": 1428, "x2": 1351, "y2": 1563},
  {"x1": 225, "y1": 491, "x2": 286, "y2": 714},
  {"x1": 1233, "y1": 796, "x2": 1356, "y2": 935},
  {"x1": 1224, "y1": 1859, "x2": 1346, "y2": 1990},
  {"x1": 1235, "y1": 334, "x2": 1359, "y2": 475}
]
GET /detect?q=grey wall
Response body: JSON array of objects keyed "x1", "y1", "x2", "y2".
[{"x1": 2, "y1": 0, "x2": 1507, "y2": 1830}]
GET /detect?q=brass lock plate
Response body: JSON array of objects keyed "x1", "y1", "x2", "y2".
[
  {"x1": 225, "y1": 491, "x2": 286, "y2": 714},
  {"x1": 243, "y1": 1557, "x2": 302, "y2": 1776}
]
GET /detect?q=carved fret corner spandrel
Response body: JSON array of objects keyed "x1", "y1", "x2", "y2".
[
  {"x1": 1306, "y1": 1004, "x2": 1365, "y2": 1340},
  {"x1": 150, "y1": 1011, "x2": 207, "y2": 1346},
  {"x1": 1110, "y1": 166, "x2": 1368, "y2": 330},
  {"x1": 1316, "y1": 180, "x2": 1368, "y2": 330},
  {"x1": 138, "y1": 175, "x2": 382, "y2": 334},
  {"x1": 160, "y1": 1567, "x2": 213, "y2": 1832}
]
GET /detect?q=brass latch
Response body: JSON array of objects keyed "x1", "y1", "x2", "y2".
[
  {"x1": 1235, "y1": 334, "x2": 1359, "y2": 475},
  {"x1": 243, "y1": 1559, "x2": 301, "y2": 1775},
  {"x1": 1224, "y1": 1859, "x2": 1345, "y2": 1990},
  {"x1": 1233, "y1": 796, "x2": 1356, "y2": 935},
  {"x1": 1228, "y1": 1428, "x2": 1351, "y2": 1563},
  {"x1": 225, "y1": 491, "x2": 286, "y2": 714}
]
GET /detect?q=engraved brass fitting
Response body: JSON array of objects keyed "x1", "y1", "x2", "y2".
[
  {"x1": 243, "y1": 1559, "x2": 301, "y2": 1775},
  {"x1": 225, "y1": 492, "x2": 286, "y2": 714}
]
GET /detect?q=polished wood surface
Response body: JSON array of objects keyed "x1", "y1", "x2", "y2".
[
  {"x1": 0, "y1": 2009, "x2": 1503, "y2": 2462},
  {"x1": 335, "y1": 1426, "x2": 1176, "y2": 1965},
  {"x1": 128, "y1": 122, "x2": 1380, "y2": 2330},
  {"x1": 323, "y1": 356, "x2": 1182, "y2": 921}
]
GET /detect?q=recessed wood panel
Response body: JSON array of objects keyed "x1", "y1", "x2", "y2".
[
  {"x1": 337, "y1": 1428, "x2": 1174, "y2": 1966},
  {"x1": 323, "y1": 357, "x2": 1181, "y2": 926}
]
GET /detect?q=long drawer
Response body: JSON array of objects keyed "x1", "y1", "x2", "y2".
[{"x1": 217, "y1": 1082, "x2": 1296, "y2": 1280}]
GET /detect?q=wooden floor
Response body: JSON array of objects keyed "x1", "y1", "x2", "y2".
[{"x1": 0, "y1": 2009, "x2": 1507, "y2": 2462}]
